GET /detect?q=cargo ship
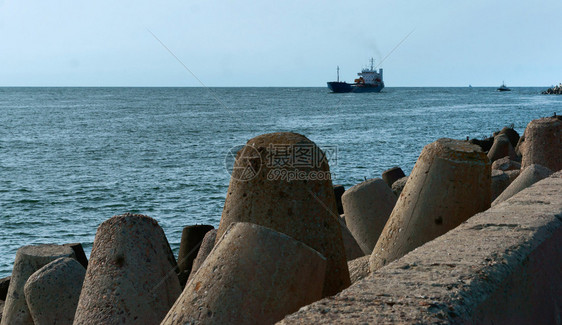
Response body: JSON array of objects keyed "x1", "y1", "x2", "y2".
[{"x1": 327, "y1": 58, "x2": 384, "y2": 93}]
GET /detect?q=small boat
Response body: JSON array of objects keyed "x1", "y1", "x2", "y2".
[
  {"x1": 497, "y1": 82, "x2": 511, "y2": 91},
  {"x1": 327, "y1": 58, "x2": 384, "y2": 93}
]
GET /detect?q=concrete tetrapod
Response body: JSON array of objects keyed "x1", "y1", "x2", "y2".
[
  {"x1": 381, "y1": 166, "x2": 406, "y2": 188},
  {"x1": 24, "y1": 257, "x2": 85, "y2": 325},
  {"x1": 73, "y1": 213, "x2": 181, "y2": 325},
  {"x1": 187, "y1": 229, "x2": 217, "y2": 282},
  {"x1": 1, "y1": 244, "x2": 75, "y2": 325},
  {"x1": 492, "y1": 164, "x2": 553, "y2": 206},
  {"x1": 161, "y1": 222, "x2": 327, "y2": 325},
  {"x1": 341, "y1": 178, "x2": 397, "y2": 255},
  {"x1": 177, "y1": 224, "x2": 214, "y2": 287},
  {"x1": 337, "y1": 217, "x2": 365, "y2": 261},
  {"x1": 487, "y1": 133, "x2": 517, "y2": 163},
  {"x1": 520, "y1": 116, "x2": 562, "y2": 172},
  {"x1": 370, "y1": 138, "x2": 491, "y2": 271},
  {"x1": 217, "y1": 132, "x2": 350, "y2": 297}
]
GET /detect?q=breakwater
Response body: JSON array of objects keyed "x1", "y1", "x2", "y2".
[{"x1": 1, "y1": 114, "x2": 560, "y2": 324}]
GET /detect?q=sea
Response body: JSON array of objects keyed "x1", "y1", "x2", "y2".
[{"x1": 1, "y1": 86, "x2": 560, "y2": 277}]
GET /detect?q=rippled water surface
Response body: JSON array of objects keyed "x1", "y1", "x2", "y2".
[{"x1": 1, "y1": 87, "x2": 560, "y2": 277}]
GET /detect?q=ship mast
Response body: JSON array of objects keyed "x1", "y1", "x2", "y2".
[
  {"x1": 370, "y1": 58, "x2": 374, "y2": 71},
  {"x1": 337, "y1": 66, "x2": 340, "y2": 82}
]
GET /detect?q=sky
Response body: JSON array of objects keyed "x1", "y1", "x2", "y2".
[{"x1": 0, "y1": 0, "x2": 561, "y2": 87}]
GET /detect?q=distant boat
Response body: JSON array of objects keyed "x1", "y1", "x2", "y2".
[
  {"x1": 497, "y1": 82, "x2": 511, "y2": 92},
  {"x1": 327, "y1": 58, "x2": 384, "y2": 93}
]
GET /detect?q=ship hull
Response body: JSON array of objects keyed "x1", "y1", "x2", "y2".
[{"x1": 327, "y1": 82, "x2": 384, "y2": 93}]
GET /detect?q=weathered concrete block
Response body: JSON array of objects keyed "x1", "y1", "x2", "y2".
[
  {"x1": 0, "y1": 276, "x2": 10, "y2": 301},
  {"x1": 391, "y1": 176, "x2": 408, "y2": 197},
  {"x1": 187, "y1": 229, "x2": 217, "y2": 282},
  {"x1": 505, "y1": 169, "x2": 520, "y2": 183},
  {"x1": 333, "y1": 184, "x2": 345, "y2": 215},
  {"x1": 492, "y1": 164, "x2": 553, "y2": 206},
  {"x1": 279, "y1": 171, "x2": 562, "y2": 324},
  {"x1": 381, "y1": 166, "x2": 406, "y2": 188},
  {"x1": 162, "y1": 222, "x2": 327, "y2": 325},
  {"x1": 73, "y1": 213, "x2": 181, "y2": 325},
  {"x1": 491, "y1": 170, "x2": 512, "y2": 202},
  {"x1": 498, "y1": 126, "x2": 520, "y2": 149},
  {"x1": 341, "y1": 178, "x2": 397, "y2": 255},
  {"x1": 370, "y1": 138, "x2": 491, "y2": 271},
  {"x1": 520, "y1": 116, "x2": 562, "y2": 171},
  {"x1": 487, "y1": 133, "x2": 517, "y2": 163},
  {"x1": 1, "y1": 244, "x2": 75, "y2": 325},
  {"x1": 347, "y1": 255, "x2": 370, "y2": 284},
  {"x1": 63, "y1": 243, "x2": 88, "y2": 269},
  {"x1": 177, "y1": 224, "x2": 214, "y2": 287},
  {"x1": 24, "y1": 257, "x2": 85, "y2": 325},
  {"x1": 337, "y1": 217, "x2": 365, "y2": 261},
  {"x1": 491, "y1": 156, "x2": 521, "y2": 171},
  {"x1": 218, "y1": 132, "x2": 350, "y2": 297}
]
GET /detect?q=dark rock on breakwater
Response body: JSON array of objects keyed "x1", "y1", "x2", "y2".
[{"x1": 542, "y1": 83, "x2": 562, "y2": 94}]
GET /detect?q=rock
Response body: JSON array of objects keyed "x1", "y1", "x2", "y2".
[
  {"x1": 73, "y1": 213, "x2": 181, "y2": 325},
  {"x1": 0, "y1": 276, "x2": 10, "y2": 301},
  {"x1": 187, "y1": 229, "x2": 217, "y2": 282},
  {"x1": 491, "y1": 170, "x2": 512, "y2": 202},
  {"x1": 487, "y1": 134, "x2": 517, "y2": 163},
  {"x1": 0, "y1": 300, "x2": 4, "y2": 323},
  {"x1": 161, "y1": 222, "x2": 327, "y2": 325},
  {"x1": 391, "y1": 176, "x2": 408, "y2": 197},
  {"x1": 63, "y1": 243, "x2": 88, "y2": 268},
  {"x1": 217, "y1": 132, "x2": 350, "y2": 297},
  {"x1": 337, "y1": 217, "x2": 365, "y2": 261},
  {"x1": 491, "y1": 156, "x2": 521, "y2": 171},
  {"x1": 370, "y1": 139, "x2": 491, "y2": 271},
  {"x1": 520, "y1": 116, "x2": 562, "y2": 172},
  {"x1": 333, "y1": 184, "x2": 345, "y2": 215},
  {"x1": 347, "y1": 256, "x2": 370, "y2": 284},
  {"x1": 381, "y1": 167, "x2": 406, "y2": 188},
  {"x1": 24, "y1": 257, "x2": 85, "y2": 325},
  {"x1": 341, "y1": 178, "x2": 397, "y2": 255},
  {"x1": 1, "y1": 244, "x2": 75, "y2": 325},
  {"x1": 177, "y1": 225, "x2": 214, "y2": 287},
  {"x1": 469, "y1": 136, "x2": 494, "y2": 153},
  {"x1": 492, "y1": 164, "x2": 553, "y2": 206},
  {"x1": 505, "y1": 169, "x2": 521, "y2": 183},
  {"x1": 498, "y1": 126, "x2": 520, "y2": 149}
]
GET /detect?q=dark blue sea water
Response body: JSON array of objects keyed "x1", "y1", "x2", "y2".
[{"x1": 1, "y1": 87, "x2": 560, "y2": 277}]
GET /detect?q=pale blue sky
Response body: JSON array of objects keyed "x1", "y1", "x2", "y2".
[{"x1": 1, "y1": 0, "x2": 561, "y2": 87}]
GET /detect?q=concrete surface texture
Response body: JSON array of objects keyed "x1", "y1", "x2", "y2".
[
  {"x1": 177, "y1": 224, "x2": 214, "y2": 287},
  {"x1": 347, "y1": 255, "x2": 370, "y2": 284},
  {"x1": 382, "y1": 166, "x2": 406, "y2": 188},
  {"x1": 491, "y1": 170, "x2": 512, "y2": 202},
  {"x1": 161, "y1": 222, "x2": 327, "y2": 325},
  {"x1": 73, "y1": 213, "x2": 181, "y2": 325},
  {"x1": 491, "y1": 156, "x2": 521, "y2": 171},
  {"x1": 487, "y1": 133, "x2": 517, "y2": 163},
  {"x1": 337, "y1": 217, "x2": 365, "y2": 261},
  {"x1": 520, "y1": 116, "x2": 562, "y2": 172},
  {"x1": 370, "y1": 138, "x2": 491, "y2": 271},
  {"x1": 492, "y1": 164, "x2": 552, "y2": 206},
  {"x1": 391, "y1": 176, "x2": 408, "y2": 196},
  {"x1": 187, "y1": 228, "x2": 217, "y2": 282},
  {"x1": 1, "y1": 244, "x2": 75, "y2": 325},
  {"x1": 24, "y1": 257, "x2": 85, "y2": 325},
  {"x1": 217, "y1": 132, "x2": 350, "y2": 297},
  {"x1": 341, "y1": 178, "x2": 397, "y2": 255},
  {"x1": 279, "y1": 171, "x2": 562, "y2": 324}
]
